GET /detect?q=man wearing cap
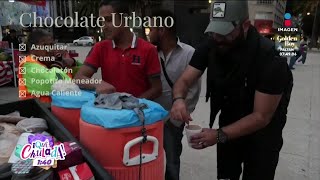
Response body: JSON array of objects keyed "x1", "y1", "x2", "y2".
[{"x1": 170, "y1": 0, "x2": 293, "y2": 179}]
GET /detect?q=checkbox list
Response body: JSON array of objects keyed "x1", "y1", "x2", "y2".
[
  {"x1": 19, "y1": 56, "x2": 26, "y2": 63},
  {"x1": 19, "y1": 90, "x2": 26, "y2": 98},
  {"x1": 18, "y1": 78, "x2": 26, "y2": 86},
  {"x1": 19, "y1": 67, "x2": 26, "y2": 74},
  {"x1": 19, "y1": 43, "x2": 26, "y2": 51}
]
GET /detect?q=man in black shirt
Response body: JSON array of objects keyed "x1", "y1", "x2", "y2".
[
  {"x1": 170, "y1": 1, "x2": 293, "y2": 180},
  {"x1": 2, "y1": 29, "x2": 20, "y2": 49}
]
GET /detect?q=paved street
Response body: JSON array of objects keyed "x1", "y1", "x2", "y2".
[{"x1": 0, "y1": 46, "x2": 319, "y2": 180}]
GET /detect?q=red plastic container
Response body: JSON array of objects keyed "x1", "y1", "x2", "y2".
[
  {"x1": 51, "y1": 106, "x2": 80, "y2": 140},
  {"x1": 79, "y1": 118, "x2": 164, "y2": 180}
]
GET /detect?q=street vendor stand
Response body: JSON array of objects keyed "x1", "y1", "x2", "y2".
[{"x1": 0, "y1": 99, "x2": 114, "y2": 180}]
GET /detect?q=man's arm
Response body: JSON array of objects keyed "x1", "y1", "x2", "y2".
[
  {"x1": 222, "y1": 57, "x2": 290, "y2": 140},
  {"x1": 190, "y1": 91, "x2": 283, "y2": 149},
  {"x1": 171, "y1": 39, "x2": 210, "y2": 123},
  {"x1": 73, "y1": 44, "x2": 116, "y2": 94},
  {"x1": 173, "y1": 65, "x2": 203, "y2": 99},
  {"x1": 180, "y1": 48, "x2": 201, "y2": 113},
  {"x1": 174, "y1": 39, "x2": 210, "y2": 99},
  {"x1": 221, "y1": 91, "x2": 282, "y2": 140},
  {"x1": 138, "y1": 75, "x2": 162, "y2": 100},
  {"x1": 74, "y1": 65, "x2": 116, "y2": 94},
  {"x1": 74, "y1": 65, "x2": 98, "y2": 90},
  {"x1": 171, "y1": 66, "x2": 203, "y2": 123}
]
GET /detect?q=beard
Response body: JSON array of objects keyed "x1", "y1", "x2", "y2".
[{"x1": 214, "y1": 28, "x2": 246, "y2": 55}]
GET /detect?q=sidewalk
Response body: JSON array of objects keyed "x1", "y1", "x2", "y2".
[{"x1": 0, "y1": 52, "x2": 319, "y2": 180}]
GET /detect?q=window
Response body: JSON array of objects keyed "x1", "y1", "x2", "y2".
[
  {"x1": 257, "y1": 0, "x2": 274, "y2": 5},
  {"x1": 256, "y1": 12, "x2": 273, "y2": 19},
  {"x1": 56, "y1": 0, "x2": 70, "y2": 18}
]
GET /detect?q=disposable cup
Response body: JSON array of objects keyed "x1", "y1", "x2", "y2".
[{"x1": 185, "y1": 125, "x2": 202, "y2": 147}]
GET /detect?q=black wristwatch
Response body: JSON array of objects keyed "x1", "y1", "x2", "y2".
[{"x1": 217, "y1": 129, "x2": 228, "y2": 143}]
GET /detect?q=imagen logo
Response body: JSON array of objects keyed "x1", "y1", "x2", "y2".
[
  {"x1": 20, "y1": 134, "x2": 66, "y2": 167},
  {"x1": 275, "y1": 13, "x2": 301, "y2": 57},
  {"x1": 284, "y1": 13, "x2": 292, "y2": 27},
  {"x1": 277, "y1": 13, "x2": 298, "y2": 32}
]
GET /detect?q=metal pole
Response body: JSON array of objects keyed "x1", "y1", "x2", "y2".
[
  {"x1": 311, "y1": 1, "x2": 320, "y2": 48},
  {"x1": 11, "y1": 42, "x2": 17, "y2": 87}
]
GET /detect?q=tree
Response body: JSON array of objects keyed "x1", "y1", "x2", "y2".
[
  {"x1": 311, "y1": 2, "x2": 320, "y2": 47},
  {"x1": 76, "y1": 0, "x2": 100, "y2": 18},
  {"x1": 302, "y1": 15, "x2": 315, "y2": 36},
  {"x1": 294, "y1": 0, "x2": 320, "y2": 47}
]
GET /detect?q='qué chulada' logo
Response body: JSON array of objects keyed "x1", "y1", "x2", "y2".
[{"x1": 19, "y1": 134, "x2": 66, "y2": 167}]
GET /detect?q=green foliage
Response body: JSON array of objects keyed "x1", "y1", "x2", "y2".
[
  {"x1": 293, "y1": 0, "x2": 320, "y2": 14},
  {"x1": 75, "y1": 0, "x2": 100, "y2": 17}
]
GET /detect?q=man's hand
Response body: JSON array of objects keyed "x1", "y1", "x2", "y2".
[
  {"x1": 190, "y1": 128, "x2": 218, "y2": 150},
  {"x1": 170, "y1": 99, "x2": 192, "y2": 124},
  {"x1": 61, "y1": 52, "x2": 76, "y2": 68},
  {"x1": 54, "y1": 51, "x2": 75, "y2": 68},
  {"x1": 62, "y1": 58, "x2": 75, "y2": 68},
  {"x1": 95, "y1": 81, "x2": 116, "y2": 94}
]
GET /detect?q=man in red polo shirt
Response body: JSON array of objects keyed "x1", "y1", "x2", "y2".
[{"x1": 75, "y1": 1, "x2": 162, "y2": 99}]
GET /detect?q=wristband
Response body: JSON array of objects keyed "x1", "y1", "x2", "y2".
[{"x1": 172, "y1": 97, "x2": 185, "y2": 103}]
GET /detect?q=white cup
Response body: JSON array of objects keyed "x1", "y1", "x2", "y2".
[{"x1": 185, "y1": 124, "x2": 202, "y2": 147}]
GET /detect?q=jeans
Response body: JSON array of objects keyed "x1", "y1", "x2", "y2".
[
  {"x1": 289, "y1": 51, "x2": 307, "y2": 69},
  {"x1": 289, "y1": 56, "x2": 299, "y2": 69},
  {"x1": 164, "y1": 120, "x2": 185, "y2": 180},
  {"x1": 298, "y1": 52, "x2": 307, "y2": 64}
]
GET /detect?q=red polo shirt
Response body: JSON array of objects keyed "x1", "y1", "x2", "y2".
[{"x1": 84, "y1": 34, "x2": 161, "y2": 97}]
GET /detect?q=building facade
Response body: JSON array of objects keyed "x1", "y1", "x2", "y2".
[
  {"x1": 159, "y1": 0, "x2": 210, "y2": 47},
  {"x1": 248, "y1": 0, "x2": 287, "y2": 35},
  {"x1": 49, "y1": 0, "x2": 87, "y2": 42}
]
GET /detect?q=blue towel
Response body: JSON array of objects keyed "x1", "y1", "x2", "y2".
[
  {"x1": 51, "y1": 90, "x2": 95, "y2": 109},
  {"x1": 81, "y1": 99, "x2": 168, "y2": 129}
]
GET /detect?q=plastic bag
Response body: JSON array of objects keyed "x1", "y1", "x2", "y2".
[
  {"x1": 52, "y1": 80, "x2": 80, "y2": 92},
  {"x1": 0, "y1": 123, "x2": 21, "y2": 165},
  {"x1": 0, "y1": 111, "x2": 26, "y2": 124},
  {"x1": 0, "y1": 123, "x2": 21, "y2": 136},
  {"x1": 8, "y1": 133, "x2": 32, "y2": 164},
  {"x1": 16, "y1": 118, "x2": 48, "y2": 133}
]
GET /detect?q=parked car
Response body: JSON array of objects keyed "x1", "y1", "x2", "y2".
[{"x1": 73, "y1": 36, "x2": 94, "y2": 46}]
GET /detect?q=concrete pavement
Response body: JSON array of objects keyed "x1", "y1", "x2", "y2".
[{"x1": 0, "y1": 46, "x2": 319, "y2": 180}]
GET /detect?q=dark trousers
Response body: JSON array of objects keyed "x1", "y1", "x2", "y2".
[
  {"x1": 164, "y1": 120, "x2": 185, "y2": 180},
  {"x1": 217, "y1": 124, "x2": 284, "y2": 180},
  {"x1": 289, "y1": 55, "x2": 300, "y2": 69},
  {"x1": 289, "y1": 51, "x2": 307, "y2": 68},
  {"x1": 298, "y1": 52, "x2": 307, "y2": 64}
]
